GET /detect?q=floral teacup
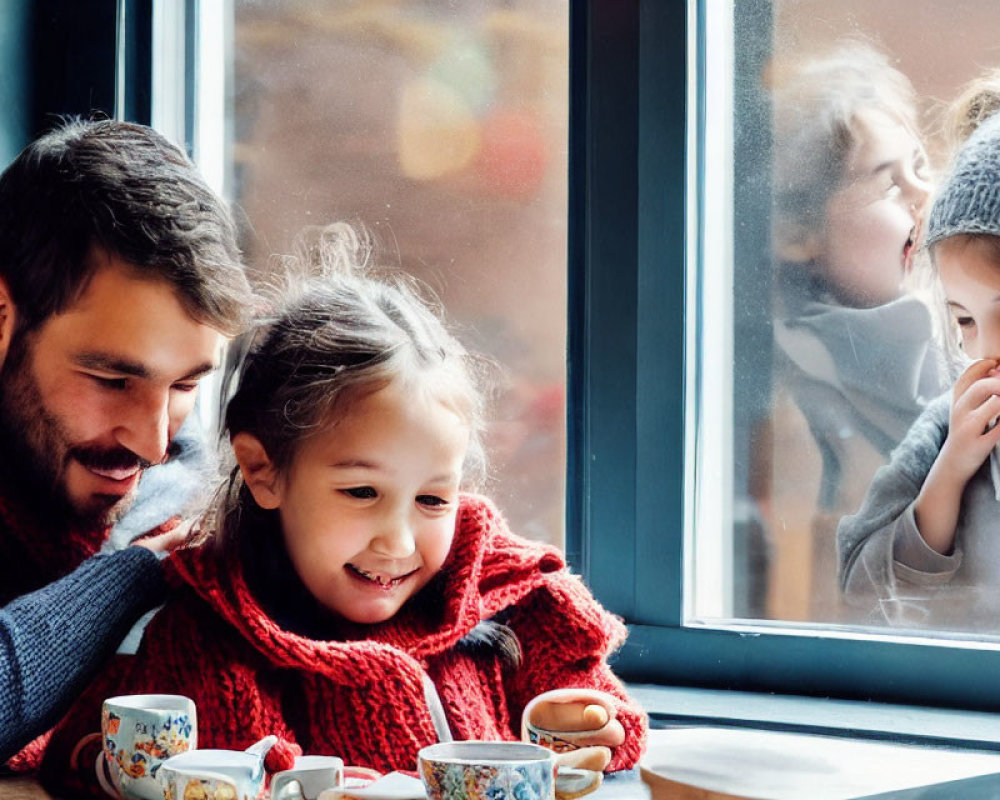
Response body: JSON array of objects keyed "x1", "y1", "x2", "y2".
[
  {"x1": 418, "y1": 741, "x2": 601, "y2": 800},
  {"x1": 97, "y1": 694, "x2": 197, "y2": 800}
]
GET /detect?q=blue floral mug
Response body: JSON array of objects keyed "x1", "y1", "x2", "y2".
[
  {"x1": 96, "y1": 694, "x2": 197, "y2": 800},
  {"x1": 418, "y1": 741, "x2": 601, "y2": 800}
]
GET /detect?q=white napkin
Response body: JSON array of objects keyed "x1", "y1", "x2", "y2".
[{"x1": 317, "y1": 772, "x2": 426, "y2": 799}]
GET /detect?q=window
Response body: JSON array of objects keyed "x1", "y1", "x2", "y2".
[{"x1": 581, "y1": 0, "x2": 1000, "y2": 710}]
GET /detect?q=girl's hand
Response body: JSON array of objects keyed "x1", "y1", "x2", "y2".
[
  {"x1": 939, "y1": 358, "x2": 1000, "y2": 483},
  {"x1": 914, "y1": 359, "x2": 1000, "y2": 555},
  {"x1": 522, "y1": 688, "x2": 626, "y2": 751}
]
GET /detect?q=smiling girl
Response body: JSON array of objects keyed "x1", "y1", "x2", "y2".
[
  {"x1": 41, "y1": 223, "x2": 647, "y2": 796},
  {"x1": 839, "y1": 108, "x2": 1000, "y2": 631}
]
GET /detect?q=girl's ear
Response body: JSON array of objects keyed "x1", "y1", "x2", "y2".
[
  {"x1": 774, "y1": 221, "x2": 823, "y2": 264},
  {"x1": 232, "y1": 432, "x2": 283, "y2": 510},
  {"x1": 0, "y1": 276, "x2": 17, "y2": 368}
]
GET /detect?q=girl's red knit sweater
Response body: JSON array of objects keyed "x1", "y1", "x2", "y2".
[{"x1": 41, "y1": 495, "x2": 647, "y2": 796}]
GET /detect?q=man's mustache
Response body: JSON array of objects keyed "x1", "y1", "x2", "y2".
[{"x1": 69, "y1": 439, "x2": 181, "y2": 471}]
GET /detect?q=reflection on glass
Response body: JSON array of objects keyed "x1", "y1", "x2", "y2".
[
  {"x1": 698, "y1": 0, "x2": 1000, "y2": 636},
  {"x1": 231, "y1": 0, "x2": 568, "y2": 546},
  {"x1": 769, "y1": 39, "x2": 946, "y2": 624}
]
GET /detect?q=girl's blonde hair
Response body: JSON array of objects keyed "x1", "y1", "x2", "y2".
[
  {"x1": 942, "y1": 67, "x2": 1000, "y2": 157},
  {"x1": 207, "y1": 221, "x2": 493, "y2": 561}
]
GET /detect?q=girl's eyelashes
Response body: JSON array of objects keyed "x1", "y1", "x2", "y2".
[
  {"x1": 879, "y1": 155, "x2": 928, "y2": 199},
  {"x1": 885, "y1": 179, "x2": 902, "y2": 199},
  {"x1": 339, "y1": 488, "x2": 454, "y2": 505},
  {"x1": 343, "y1": 486, "x2": 377, "y2": 499},
  {"x1": 954, "y1": 315, "x2": 975, "y2": 329}
]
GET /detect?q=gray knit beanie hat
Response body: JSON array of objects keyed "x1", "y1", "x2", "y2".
[{"x1": 927, "y1": 112, "x2": 1000, "y2": 247}]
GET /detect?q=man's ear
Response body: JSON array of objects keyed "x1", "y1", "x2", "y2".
[
  {"x1": 232, "y1": 432, "x2": 282, "y2": 510},
  {"x1": 0, "y1": 276, "x2": 17, "y2": 367}
]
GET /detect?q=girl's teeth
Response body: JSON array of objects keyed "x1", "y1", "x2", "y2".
[{"x1": 351, "y1": 565, "x2": 398, "y2": 586}]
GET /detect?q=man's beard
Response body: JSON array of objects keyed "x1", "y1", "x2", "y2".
[{"x1": 0, "y1": 334, "x2": 148, "y2": 532}]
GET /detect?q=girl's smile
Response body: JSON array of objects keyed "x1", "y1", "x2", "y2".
[{"x1": 346, "y1": 562, "x2": 419, "y2": 590}]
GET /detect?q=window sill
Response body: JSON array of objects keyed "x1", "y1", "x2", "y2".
[
  {"x1": 628, "y1": 682, "x2": 1000, "y2": 749},
  {"x1": 629, "y1": 683, "x2": 1000, "y2": 798}
]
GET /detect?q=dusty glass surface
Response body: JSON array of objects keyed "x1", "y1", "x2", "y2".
[
  {"x1": 694, "y1": 0, "x2": 1000, "y2": 636},
  {"x1": 230, "y1": 0, "x2": 568, "y2": 546}
]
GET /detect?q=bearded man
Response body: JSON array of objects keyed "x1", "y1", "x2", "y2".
[{"x1": 0, "y1": 118, "x2": 251, "y2": 761}]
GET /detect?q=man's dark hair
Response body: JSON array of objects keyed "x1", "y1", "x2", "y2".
[{"x1": 0, "y1": 118, "x2": 250, "y2": 335}]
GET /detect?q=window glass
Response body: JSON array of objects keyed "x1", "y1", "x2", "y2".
[
  {"x1": 0, "y1": 0, "x2": 29, "y2": 163},
  {"x1": 693, "y1": 0, "x2": 1000, "y2": 637},
  {"x1": 229, "y1": 0, "x2": 568, "y2": 546}
]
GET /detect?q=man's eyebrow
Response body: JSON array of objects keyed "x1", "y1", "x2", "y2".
[
  {"x1": 177, "y1": 362, "x2": 217, "y2": 380},
  {"x1": 72, "y1": 353, "x2": 217, "y2": 380}
]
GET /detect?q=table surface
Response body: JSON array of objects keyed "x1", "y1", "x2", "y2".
[
  {"x1": 0, "y1": 769, "x2": 652, "y2": 800},
  {"x1": 641, "y1": 726, "x2": 1000, "y2": 799},
  {"x1": 0, "y1": 777, "x2": 49, "y2": 800}
]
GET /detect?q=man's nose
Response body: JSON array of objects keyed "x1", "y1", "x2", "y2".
[{"x1": 114, "y1": 390, "x2": 171, "y2": 465}]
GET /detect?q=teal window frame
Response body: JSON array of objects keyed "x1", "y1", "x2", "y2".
[{"x1": 570, "y1": 0, "x2": 1000, "y2": 713}]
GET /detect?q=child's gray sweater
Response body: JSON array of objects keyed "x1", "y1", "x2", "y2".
[{"x1": 838, "y1": 392, "x2": 1000, "y2": 631}]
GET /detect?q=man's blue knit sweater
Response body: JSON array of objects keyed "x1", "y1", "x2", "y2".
[{"x1": 0, "y1": 547, "x2": 166, "y2": 762}]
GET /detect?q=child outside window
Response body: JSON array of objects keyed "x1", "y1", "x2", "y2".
[
  {"x1": 839, "y1": 102, "x2": 1000, "y2": 631},
  {"x1": 40, "y1": 223, "x2": 647, "y2": 796}
]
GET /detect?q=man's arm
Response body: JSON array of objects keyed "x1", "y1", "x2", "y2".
[{"x1": 0, "y1": 547, "x2": 167, "y2": 761}]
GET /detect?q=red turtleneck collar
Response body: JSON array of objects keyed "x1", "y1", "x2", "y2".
[{"x1": 165, "y1": 494, "x2": 571, "y2": 682}]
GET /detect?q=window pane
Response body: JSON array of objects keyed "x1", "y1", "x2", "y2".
[
  {"x1": 230, "y1": 0, "x2": 568, "y2": 546},
  {"x1": 693, "y1": 0, "x2": 1000, "y2": 637}
]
